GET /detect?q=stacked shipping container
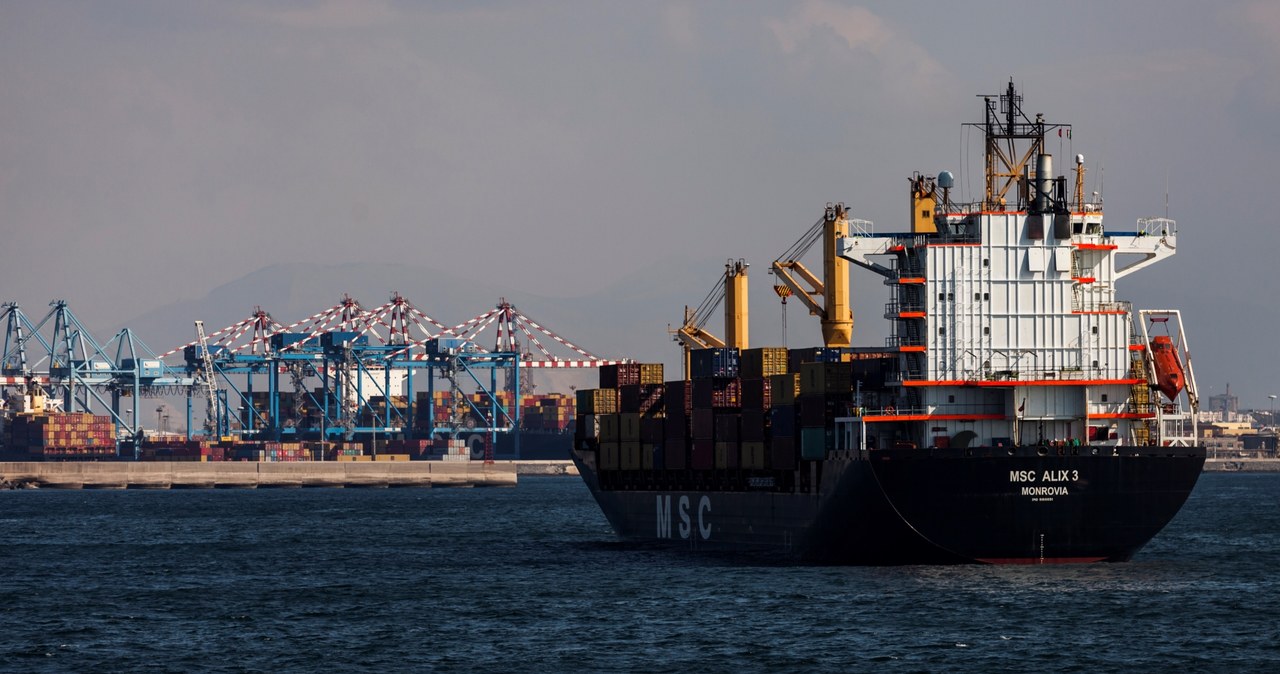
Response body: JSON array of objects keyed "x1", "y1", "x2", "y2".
[
  {"x1": 575, "y1": 347, "x2": 896, "y2": 476},
  {"x1": 3, "y1": 413, "x2": 116, "y2": 460}
]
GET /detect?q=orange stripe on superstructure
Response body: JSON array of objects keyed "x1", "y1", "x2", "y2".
[
  {"x1": 1073, "y1": 310, "x2": 1127, "y2": 315},
  {"x1": 899, "y1": 346, "x2": 927, "y2": 353},
  {"x1": 898, "y1": 312, "x2": 926, "y2": 319},
  {"x1": 897, "y1": 277, "x2": 926, "y2": 284},
  {"x1": 1073, "y1": 243, "x2": 1117, "y2": 250},
  {"x1": 1089, "y1": 412, "x2": 1156, "y2": 420},
  {"x1": 860, "y1": 413, "x2": 1005, "y2": 423},
  {"x1": 902, "y1": 379, "x2": 1144, "y2": 387}
]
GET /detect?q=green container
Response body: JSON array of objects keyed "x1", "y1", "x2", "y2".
[{"x1": 800, "y1": 426, "x2": 831, "y2": 460}]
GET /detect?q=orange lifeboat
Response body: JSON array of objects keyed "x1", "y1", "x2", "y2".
[{"x1": 1149, "y1": 335, "x2": 1185, "y2": 401}]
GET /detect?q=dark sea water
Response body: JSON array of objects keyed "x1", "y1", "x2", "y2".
[{"x1": 2, "y1": 473, "x2": 1278, "y2": 672}]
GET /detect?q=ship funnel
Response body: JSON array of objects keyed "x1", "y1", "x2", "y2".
[{"x1": 1034, "y1": 153, "x2": 1053, "y2": 213}]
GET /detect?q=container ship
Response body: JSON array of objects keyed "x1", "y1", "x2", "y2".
[{"x1": 571, "y1": 82, "x2": 1205, "y2": 564}]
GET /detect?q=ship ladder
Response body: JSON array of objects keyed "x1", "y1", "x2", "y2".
[{"x1": 1128, "y1": 350, "x2": 1153, "y2": 445}]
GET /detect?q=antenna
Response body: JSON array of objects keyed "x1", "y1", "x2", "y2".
[{"x1": 1165, "y1": 168, "x2": 1170, "y2": 219}]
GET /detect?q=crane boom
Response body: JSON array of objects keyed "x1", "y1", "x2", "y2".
[
  {"x1": 670, "y1": 259, "x2": 749, "y2": 378},
  {"x1": 195, "y1": 320, "x2": 222, "y2": 435},
  {"x1": 770, "y1": 203, "x2": 853, "y2": 347}
]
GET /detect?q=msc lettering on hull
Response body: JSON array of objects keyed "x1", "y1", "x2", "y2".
[{"x1": 656, "y1": 495, "x2": 712, "y2": 540}]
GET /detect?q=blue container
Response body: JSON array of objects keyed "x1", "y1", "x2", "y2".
[
  {"x1": 769, "y1": 406, "x2": 796, "y2": 438},
  {"x1": 426, "y1": 337, "x2": 469, "y2": 355},
  {"x1": 183, "y1": 344, "x2": 229, "y2": 363},
  {"x1": 690, "y1": 348, "x2": 740, "y2": 379},
  {"x1": 320, "y1": 331, "x2": 369, "y2": 349},
  {"x1": 787, "y1": 347, "x2": 843, "y2": 372},
  {"x1": 269, "y1": 332, "x2": 310, "y2": 350}
]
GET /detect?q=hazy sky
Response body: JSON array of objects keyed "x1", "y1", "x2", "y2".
[{"x1": 3, "y1": 1, "x2": 1278, "y2": 406}]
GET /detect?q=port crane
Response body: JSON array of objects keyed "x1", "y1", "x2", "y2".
[{"x1": 194, "y1": 320, "x2": 223, "y2": 435}]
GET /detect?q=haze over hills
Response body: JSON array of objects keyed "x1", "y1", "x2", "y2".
[
  {"x1": 102, "y1": 253, "x2": 894, "y2": 382},
  {"x1": 107, "y1": 257, "x2": 775, "y2": 371}
]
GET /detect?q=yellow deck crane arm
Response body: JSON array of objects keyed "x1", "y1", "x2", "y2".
[{"x1": 769, "y1": 204, "x2": 853, "y2": 348}]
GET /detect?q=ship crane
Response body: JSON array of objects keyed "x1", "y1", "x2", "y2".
[
  {"x1": 770, "y1": 203, "x2": 855, "y2": 348},
  {"x1": 670, "y1": 259, "x2": 749, "y2": 379}
]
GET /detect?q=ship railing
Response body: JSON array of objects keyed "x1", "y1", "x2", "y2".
[
  {"x1": 885, "y1": 335, "x2": 925, "y2": 348},
  {"x1": 884, "y1": 301, "x2": 926, "y2": 317},
  {"x1": 1073, "y1": 299, "x2": 1131, "y2": 315},
  {"x1": 1137, "y1": 217, "x2": 1176, "y2": 237},
  {"x1": 845, "y1": 218, "x2": 875, "y2": 237}
]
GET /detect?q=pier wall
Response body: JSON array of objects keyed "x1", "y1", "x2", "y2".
[{"x1": 0, "y1": 461, "x2": 517, "y2": 489}]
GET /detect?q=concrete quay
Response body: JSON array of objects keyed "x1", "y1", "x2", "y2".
[{"x1": 0, "y1": 461, "x2": 517, "y2": 490}]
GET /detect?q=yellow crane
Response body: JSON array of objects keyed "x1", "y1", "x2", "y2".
[
  {"x1": 770, "y1": 203, "x2": 854, "y2": 348},
  {"x1": 670, "y1": 259, "x2": 749, "y2": 379}
]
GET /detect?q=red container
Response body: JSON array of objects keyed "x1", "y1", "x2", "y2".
[
  {"x1": 619, "y1": 384, "x2": 665, "y2": 416},
  {"x1": 691, "y1": 439, "x2": 714, "y2": 470},
  {"x1": 740, "y1": 378, "x2": 772, "y2": 410},
  {"x1": 692, "y1": 409, "x2": 715, "y2": 440},
  {"x1": 664, "y1": 413, "x2": 688, "y2": 442},
  {"x1": 663, "y1": 436, "x2": 688, "y2": 470},
  {"x1": 713, "y1": 413, "x2": 739, "y2": 442},
  {"x1": 740, "y1": 409, "x2": 765, "y2": 443},
  {"x1": 692, "y1": 377, "x2": 741, "y2": 409},
  {"x1": 640, "y1": 417, "x2": 665, "y2": 444},
  {"x1": 599, "y1": 363, "x2": 642, "y2": 389},
  {"x1": 663, "y1": 380, "x2": 693, "y2": 415}
]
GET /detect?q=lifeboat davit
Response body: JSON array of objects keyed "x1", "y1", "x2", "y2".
[{"x1": 1149, "y1": 335, "x2": 1186, "y2": 401}]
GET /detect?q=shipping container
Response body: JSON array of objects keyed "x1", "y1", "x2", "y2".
[
  {"x1": 769, "y1": 406, "x2": 796, "y2": 439},
  {"x1": 599, "y1": 414, "x2": 620, "y2": 442},
  {"x1": 663, "y1": 380, "x2": 693, "y2": 415},
  {"x1": 692, "y1": 377, "x2": 741, "y2": 409},
  {"x1": 788, "y1": 347, "x2": 844, "y2": 372},
  {"x1": 769, "y1": 373, "x2": 800, "y2": 407},
  {"x1": 663, "y1": 436, "x2": 688, "y2": 470},
  {"x1": 619, "y1": 413, "x2": 641, "y2": 442},
  {"x1": 639, "y1": 417, "x2": 665, "y2": 444},
  {"x1": 740, "y1": 409, "x2": 765, "y2": 443},
  {"x1": 691, "y1": 439, "x2": 714, "y2": 470},
  {"x1": 577, "y1": 414, "x2": 601, "y2": 439},
  {"x1": 639, "y1": 363, "x2": 664, "y2": 386},
  {"x1": 691, "y1": 348, "x2": 739, "y2": 379},
  {"x1": 800, "y1": 427, "x2": 832, "y2": 460},
  {"x1": 600, "y1": 442, "x2": 620, "y2": 470},
  {"x1": 691, "y1": 409, "x2": 715, "y2": 440},
  {"x1": 599, "y1": 363, "x2": 642, "y2": 389},
  {"x1": 740, "y1": 442, "x2": 767, "y2": 470},
  {"x1": 577, "y1": 388, "x2": 618, "y2": 415},
  {"x1": 799, "y1": 362, "x2": 853, "y2": 396},
  {"x1": 714, "y1": 442, "x2": 741, "y2": 469},
  {"x1": 663, "y1": 412, "x2": 689, "y2": 441},
  {"x1": 621, "y1": 441, "x2": 642, "y2": 470},
  {"x1": 619, "y1": 384, "x2": 665, "y2": 417},
  {"x1": 741, "y1": 378, "x2": 772, "y2": 410},
  {"x1": 740, "y1": 347, "x2": 789, "y2": 379},
  {"x1": 713, "y1": 413, "x2": 740, "y2": 442},
  {"x1": 642, "y1": 443, "x2": 659, "y2": 470},
  {"x1": 770, "y1": 436, "x2": 798, "y2": 470}
]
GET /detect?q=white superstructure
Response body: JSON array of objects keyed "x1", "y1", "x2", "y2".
[{"x1": 836, "y1": 81, "x2": 1197, "y2": 451}]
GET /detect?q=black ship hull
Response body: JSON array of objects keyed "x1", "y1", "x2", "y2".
[{"x1": 572, "y1": 444, "x2": 1205, "y2": 565}]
